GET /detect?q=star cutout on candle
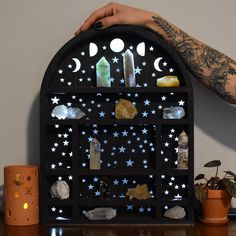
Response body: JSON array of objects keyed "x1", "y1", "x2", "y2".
[
  {"x1": 126, "y1": 159, "x2": 134, "y2": 167},
  {"x1": 143, "y1": 83, "x2": 148, "y2": 87},
  {"x1": 51, "y1": 96, "x2": 60, "y2": 104},
  {"x1": 164, "y1": 142, "x2": 169, "y2": 147},
  {"x1": 58, "y1": 162, "x2": 62, "y2": 166}
]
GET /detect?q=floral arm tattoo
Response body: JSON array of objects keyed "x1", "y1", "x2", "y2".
[{"x1": 153, "y1": 16, "x2": 236, "y2": 104}]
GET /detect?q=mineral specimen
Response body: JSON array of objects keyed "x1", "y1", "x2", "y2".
[
  {"x1": 164, "y1": 205, "x2": 186, "y2": 219},
  {"x1": 99, "y1": 177, "x2": 111, "y2": 199},
  {"x1": 89, "y1": 138, "x2": 101, "y2": 170},
  {"x1": 50, "y1": 180, "x2": 70, "y2": 200},
  {"x1": 115, "y1": 99, "x2": 138, "y2": 119},
  {"x1": 177, "y1": 131, "x2": 189, "y2": 169},
  {"x1": 126, "y1": 184, "x2": 151, "y2": 200},
  {"x1": 51, "y1": 105, "x2": 85, "y2": 120},
  {"x1": 123, "y1": 49, "x2": 136, "y2": 87},
  {"x1": 156, "y1": 75, "x2": 180, "y2": 87},
  {"x1": 85, "y1": 208, "x2": 117, "y2": 220},
  {"x1": 163, "y1": 106, "x2": 185, "y2": 119},
  {"x1": 96, "y1": 57, "x2": 111, "y2": 87}
]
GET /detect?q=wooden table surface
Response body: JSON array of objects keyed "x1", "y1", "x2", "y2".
[{"x1": 1, "y1": 216, "x2": 236, "y2": 236}]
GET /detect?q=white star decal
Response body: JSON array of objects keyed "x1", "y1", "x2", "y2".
[
  {"x1": 135, "y1": 67, "x2": 142, "y2": 74},
  {"x1": 178, "y1": 100, "x2": 185, "y2": 106},
  {"x1": 126, "y1": 159, "x2": 134, "y2": 167},
  {"x1": 51, "y1": 207, "x2": 56, "y2": 212},
  {"x1": 144, "y1": 99, "x2": 151, "y2": 106},
  {"x1": 161, "y1": 96, "x2": 167, "y2": 101},
  {"x1": 58, "y1": 69, "x2": 63, "y2": 74},
  {"x1": 112, "y1": 57, "x2": 119, "y2": 63},
  {"x1": 142, "y1": 111, "x2": 148, "y2": 117},
  {"x1": 51, "y1": 96, "x2": 60, "y2": 104},
  {"x1": 149, "y1": 46, "x2": 154, "y2": 51},
  {"x1": 119, "y1": 146, "x2": 126, "y2": 153},
  {"x1": 88, "y1": 184, "x2": 94, "y2": 190},
  {"x1": 169, "y1": 68, "x2": 174, "y2": 73},
  {"x1": 99, "y1": 111, "x2": 105, "y2": 117}
]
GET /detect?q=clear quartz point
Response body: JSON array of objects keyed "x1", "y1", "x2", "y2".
[
  {"x1": 51, "y1": 105, "x2": 85, "y2": 120},
  {"x1": 163, "y1": 106, "x2": 185, "y2": 119},
  {"x1": 85, "y1": 208, "x2": 117, "y2": 220}
]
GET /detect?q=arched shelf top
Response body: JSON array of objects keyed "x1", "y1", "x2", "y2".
[{"x1": 41, "y1": 25, "x2": 193, "y2": 96}]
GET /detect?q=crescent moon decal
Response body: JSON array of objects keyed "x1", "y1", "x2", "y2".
[
  {"x1": 13, "y1": 173, "x2": 25, "y2": 186},
  {"x1": 154, "y1": 57, "x2": 163, "y2": 72},
  {"x1": 136, "y1": 42, "x2": 145, "y2": 56},
  {"x1": 72, "y1": 58, "x2": 81, "y2": 73},
  {"x1": 89, "y1": 43, "x2": 98, "y2": 57}
]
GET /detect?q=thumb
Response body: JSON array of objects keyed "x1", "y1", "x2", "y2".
[{"x1": 95, "y1": 15, "x2": 123, "y2": 29}]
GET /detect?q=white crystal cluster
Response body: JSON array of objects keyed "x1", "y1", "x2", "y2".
[
  {"x1": 50, "y1": 180, "x2": 70, "y2": 200},
  {"x1": 51, "y1": 105, "x2": 85, "y2": 120}
]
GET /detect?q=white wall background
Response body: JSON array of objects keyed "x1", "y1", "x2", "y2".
[{"x1": 0, "y1": 0, "x2": 235, "y2": 210}]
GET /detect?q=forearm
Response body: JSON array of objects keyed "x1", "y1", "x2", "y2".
[{"x1": 146, "y1": 14, "x2": 236, "y2": 104}]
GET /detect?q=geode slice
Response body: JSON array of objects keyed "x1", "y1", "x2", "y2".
[
  {"x1": 85, "y1": 208, "x2": 116, "y2": 220},
  {"x1": 163, "y1": 106, "x2": 185, "y2": 119},
  {"x1": 50, "y1": 180, "x2": 70, "y2": 200},
  {"x1": 115, "y1": 99, "x2": 138, "y2": 119},
  {"x1": 164, "y1": 205, "x2": 186, "y2": 219}
]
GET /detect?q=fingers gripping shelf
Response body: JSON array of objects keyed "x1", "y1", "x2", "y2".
[{"x1": 40, "y1": 25, "x2": 194, "y2": 224}]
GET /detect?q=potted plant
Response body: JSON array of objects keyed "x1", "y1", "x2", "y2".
[{"x1": 195, "y1": 160, "x2": 236, "y2": 224}]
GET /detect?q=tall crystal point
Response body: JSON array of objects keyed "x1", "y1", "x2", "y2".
[
  {"x1": 90, "y1": 138, "x2": 101, "y2": 170},
  {"x1": 123, "y1": 49, "x2": 136, "y2": 87},
  {"x1": 96, "y1": 57, "x2": 111, "y2": 87}
]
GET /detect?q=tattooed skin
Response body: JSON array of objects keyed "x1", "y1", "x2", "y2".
[{"x1": 153, "y1": 16, "x2": 236, "y2": 103}]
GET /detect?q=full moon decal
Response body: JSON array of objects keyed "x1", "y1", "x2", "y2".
[{"x1": 110, "y1": 38, "x2": 125, "y2": 53}]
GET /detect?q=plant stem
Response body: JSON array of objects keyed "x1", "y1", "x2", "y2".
[{"x1": 215, "y1": 166, "x2": 219, "y2": 178}]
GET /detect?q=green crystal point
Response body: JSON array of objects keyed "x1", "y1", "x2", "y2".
[{"x1": 96, "y1": 57, "x2": 111, "y2": 87}]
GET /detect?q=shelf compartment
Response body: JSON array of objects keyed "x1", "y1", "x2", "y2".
[
  {"x1": 43, "y1": 125, "x2": 73, "y2": 170},
  {"x1": 159, "y1": 125, "x2": 189, "y2": 169},
  {"x1": 159, "y1": 175, "x2": 188, "y2": 200},
  {"x1": 78, "y1": 175, "x2": 156, "y2": 200},
  {"x1": 47, "y1": 175, "x2": 73, "y2": 200},
  {"x1": 47, "y1": 205, "x2": 72, "y2": 222},
  {"x1": 45, "y1": 92, "x2": 188, "y2": 121},
  {"x1": 78, "y1": 205, "x2": 156, "y2": 223},
  {"x1": 78, "y1": 124, "x2": 156, "y2": 170}
]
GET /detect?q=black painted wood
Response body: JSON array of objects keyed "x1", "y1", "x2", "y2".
[{"x1": 40, "y1": 25, "x2": 194, "y2": 225}]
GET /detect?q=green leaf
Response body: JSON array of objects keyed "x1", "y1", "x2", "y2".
[
  {"x1": 195, "y1": 185, "x2": 208, "y2": 203},
  {"x1": 224, "y1": 170, "x2": 236, "y2": 177},
  {"x1": 195, "y1": 174, "x2": 205, "y2": 181},
  {"x1": 204, "y1": 160, "x2": 221, "y2": 168},
  {"x1": 224, "y1": 179, "x2": 236, "y2": 197}
]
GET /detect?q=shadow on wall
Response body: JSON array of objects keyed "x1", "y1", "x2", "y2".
[
  {"x1": 191, "y1": 73, "x2": 236, "y2": 151},
  {"x1": 27, "y1": 92, "x2": 40, "y2": 165},
  {"x1": 0, "y1": 185, "x2": 3, "y2": 212}
]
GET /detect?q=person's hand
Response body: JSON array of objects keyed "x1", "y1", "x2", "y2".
[{"x1": 75, "y1": 2, "x2": 155, "y2": 35}]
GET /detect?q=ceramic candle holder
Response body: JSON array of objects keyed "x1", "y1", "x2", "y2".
[{"x1": 4, "y1": 165, "x2": 39, "y2": 226}]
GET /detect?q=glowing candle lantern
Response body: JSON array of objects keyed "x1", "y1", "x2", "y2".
[{"x1": 4, "y1": 165, "x2": 39, "y2": 225}]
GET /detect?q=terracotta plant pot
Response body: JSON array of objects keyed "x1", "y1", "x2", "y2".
[{"x1": 201, "y1": 190, "x2": 232, "y2": 224}]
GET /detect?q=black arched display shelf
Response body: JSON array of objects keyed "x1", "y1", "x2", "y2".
[{"x1": 40, "y1": 25, "x2": 194, "y2": 225}]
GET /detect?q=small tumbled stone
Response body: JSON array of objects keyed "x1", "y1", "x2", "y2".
[
  {"x1": 164, "y1": 205, "x2": 186, "y2": 219},
  {"x1": 163, "y1": 106, "x2": 185, "y2": 119},
  {"x1": 115, "y1": 99, "x2": 138, "y2": 119},
  {"x1": 156, "y1": 75, "x2": 180, "y2": 87},
  {"x1": 85, "y1": 208, "x2": 116, "y2": 220},
  {"x1": 50, "y1": 180, "x2": 70, "y2": 200}
]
